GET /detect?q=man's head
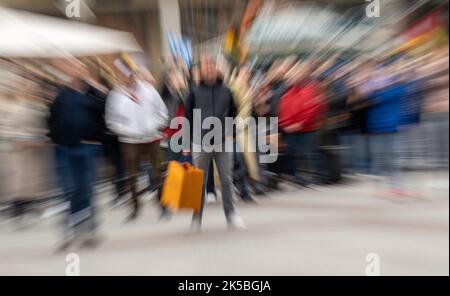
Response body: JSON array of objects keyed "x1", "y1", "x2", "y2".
[{"x1": 200, "y1": 54, "x2": 218, "y2": 85}]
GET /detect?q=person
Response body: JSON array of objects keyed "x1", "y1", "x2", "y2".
[
  {"x1": 258, "y1": 58, "x2": 294, "y2": 190},
  {"x1": 278, "y1": 61, "x2": 327, "y2": 186},
  {"x1": 397, "y1": 67, "x2": 424, "y2": 171},
  {"x1": 184, "y1": 55, "x2": 246, "y2": 230},
  {"x1": 159, "y1": 68, "x2": 190, "y2": 217},
  {"x1": 419, "y1": 48, "x2": 449, "y2": 169},
  {"x1": 96, "y1": 73, "x2": 128, "y2": 208},
  {"x1": 162, "y1": 69, "x2": 188, "y2": 163},
  {"x1": 48, "y1": 61, "x2": 104, "y2": 249},
  {"x1": 229, "y1": 66, "x2": 259, "y2": 202},
  {"x1": 105, "y1": 58, "x2": 168, "y2": 222},
  {"x1": 365, "y1": 63, "x2": 407, "y2": 196}
]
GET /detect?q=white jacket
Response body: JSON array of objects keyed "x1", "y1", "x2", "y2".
[{"x1": 106, "y1": 80, "x2": 168, "y2": 144}]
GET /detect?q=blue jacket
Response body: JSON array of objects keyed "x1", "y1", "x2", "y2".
[
  {"x1": 367, "y1": 82, "x2": 408, "y2": 134},
  {"x1": 48, "y1": 86, "x2": 106, "y2": 145}
]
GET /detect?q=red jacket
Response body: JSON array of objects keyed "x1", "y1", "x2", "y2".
[{"x1": 278, "y1": 81, "x2": 327, "y2": 133}]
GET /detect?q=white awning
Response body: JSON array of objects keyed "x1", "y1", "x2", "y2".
[{"x1": 0, "y1": 8, "x2": 142, "y2": 58}]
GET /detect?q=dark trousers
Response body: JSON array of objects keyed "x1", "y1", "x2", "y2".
[
  {"x1": 103, "y1": 138, "x2": 127, "y2": 199},
  {"x1": 206, "y1": 161, "x2": 216, "y2": 195},
  {"x1": 233, "y1": 150, "x2": 250, "y2": 199},
  {"x1": 192, "y1": 151, "x2": 234, "y2": 223},
  {"x1": 283, "y1": 131, "x2": 320, "y2": 184},
  {"x1": 122, "y1": 142, "x2": 162, "y2": 215},
  {"x1": 54, "y1": 144, "x2": 101, "y2": 230}
]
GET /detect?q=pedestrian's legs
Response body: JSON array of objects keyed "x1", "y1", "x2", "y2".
[
  {"x1": 84, "y1": 144, "x2": 101, "y2": 231},
  {"x1": 386, "y1": 133, "x2": 401, "y2": 189},
  {"x1": 105, "y1": 139, "x2": 127, "y2": 200},
  {"x1": 360, "y1": 134, "x2": 371, "y2": 174},
  {"x1": 206, "y1": 161, "x2": 216, "y2": 195},
  {"x1": 148, "y1": 142, "x2": 163, "y2": 197},
  {"x1": 147, "y1": 142, "x2": 173, "y2": 218},
  {"x1": 66, "y1": 144, "x2": 95, "y2": 230},
  {"x1": 214, "y1": 152, "x2": 235, "y2": 221},
  {"x1": 192, "y1": 152, "x2": 213, "y2": 224},
  {"x1": 54, "y1": 146, "x2": 75, "y2": 203},
  {"x1": 234, "y1": 148, "x2": 251, "y2": 200},
  {"x1": 339, "y1": 131, "x2": 355, "y2": 174},
  {"x1": 298, "y1": 132, "x2": 320, "y2": 184},
  {"x1": 437, "y1": 113, "x2": 449, "y2": 168},
  {"x1": 282, "y1": 133, "x2": 300, "y2": 176},
  {"x1": 122, "y1": 143, "x2": 140, "y2": 218},
  {"x1": 352, "y1": 133, "x2": 364, "y2": 174},
  {"x1": 54, "y1": 145, "x2": 76, "y2": 239},
  {"x1": 369, "y1": 134, "x2": 383, "y2": 177},
  {"x1": 370, "y1": 133, "x2": 397, "y2": 186}
]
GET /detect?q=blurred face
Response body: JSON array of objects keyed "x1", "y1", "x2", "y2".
[
  {"x1": 200, "y1": 56, "x2": 217, "y2": 84},
  {"x1": 116, "y1": 70, "x2": 134, "y2": 88}
]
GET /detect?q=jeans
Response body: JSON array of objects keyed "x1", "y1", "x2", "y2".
[
  {"x1": 192, "y1": 151, "x2": 234, "y2": 223},
  {"x1": 369, "y1": 133, "x2": 400, "y2": 186},
  {"x1": 54, "y1": 144, "x2": 101, "y2": 230},
  {"x1": 423, "y1": 113, "x2": 449, "y2": 169},
  {"x1": 339, "y1": 132, "x2": 370, "y2": 174},
  {"x1": 396, "y1": 125, "x2": 426, "y2": 170}
]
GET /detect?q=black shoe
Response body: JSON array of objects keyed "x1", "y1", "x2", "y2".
[
  {"x1": 252, "y1": 185, "x2": 267, "y2": 196},
  {"x1": 124, "y1": 210, "x2": 139, "y2": 223}
]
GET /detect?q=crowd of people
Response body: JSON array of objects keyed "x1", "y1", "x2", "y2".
[{"x1": 0, "y1": 44, "x2": 448, "y2": 250}]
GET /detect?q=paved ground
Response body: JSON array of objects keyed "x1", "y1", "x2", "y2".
[{"x1": 0, "y1": 172, "x2": 448, "y2": 276}]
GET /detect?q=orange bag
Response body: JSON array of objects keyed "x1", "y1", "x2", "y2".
[{"x1": 161, "y1": 161, "x2": 204, "y2": 214}]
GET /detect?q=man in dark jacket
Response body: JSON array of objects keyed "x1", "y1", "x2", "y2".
[
  {"x1": 184, "y1": 55, "x2": 246, "y2": 230},
  {"x1": 48, "y1": 63, "x2": 103, "y2": 249}
]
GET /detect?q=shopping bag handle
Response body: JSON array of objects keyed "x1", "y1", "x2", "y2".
[{"x1": 182, "y1": 162, "x2": 192, "y2": 171}]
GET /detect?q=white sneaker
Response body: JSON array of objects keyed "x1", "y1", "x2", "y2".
[
  {"x1": 207, "y1": 193, "x2": 217, "y2": 204},
  {"x1": 227, "y1": 214, "x2": 248, "y2": 230}
]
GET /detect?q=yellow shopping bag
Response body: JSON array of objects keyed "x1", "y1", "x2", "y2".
[{"x1": 161, "y1": 161, "x2": 204, "y2": 214}]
